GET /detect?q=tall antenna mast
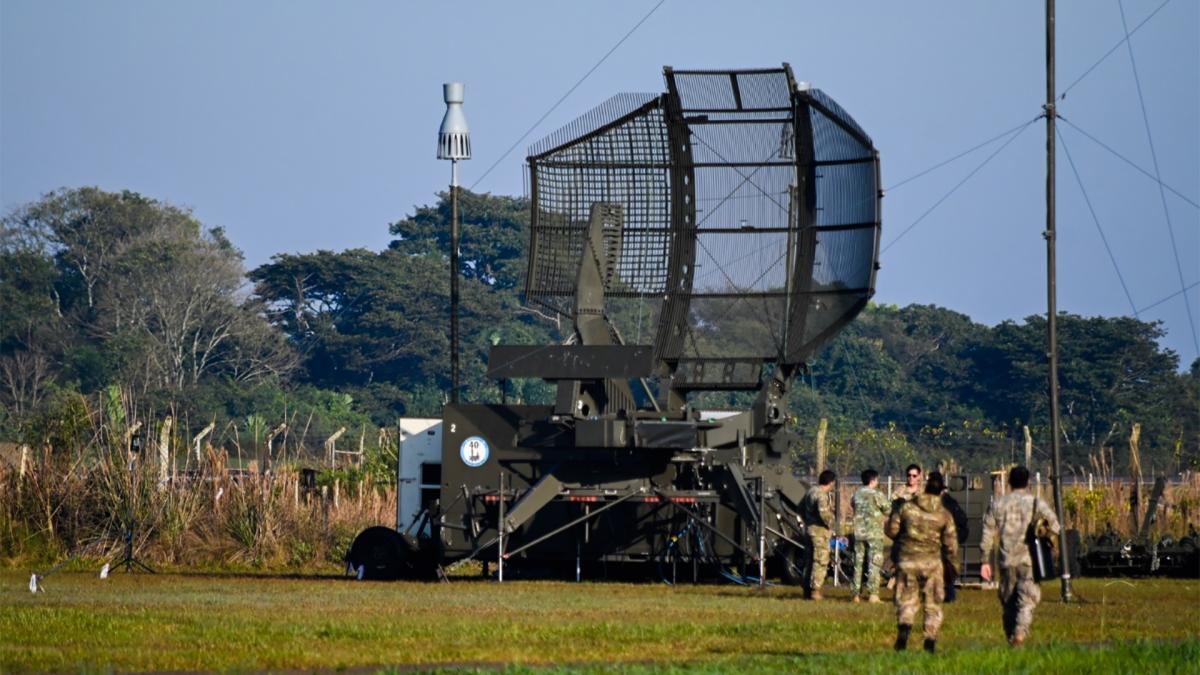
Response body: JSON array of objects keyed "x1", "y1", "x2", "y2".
[
  {"x1": 438, "y1": 82, "x2": 471, "y2": 403},
  {"x1": 1045, "y1": 0, "x2": 1073, "y2": 603}
]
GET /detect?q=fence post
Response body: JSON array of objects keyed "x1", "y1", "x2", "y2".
[
  {"x1": 1129, "y1": 423, "x2": 1143, "y2": 534},
  {"x1": 815, "y1": 418, "x2": 828, "y2": 475},
  {"x1": 1023, "y1": 425, "x2": 1033, "y2": 467},
  {"x1": 158, "y1": 416, "x2": 173, "y2": 488}
]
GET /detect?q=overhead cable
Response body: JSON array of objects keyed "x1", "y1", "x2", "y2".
[
  {"x1": 469, "y1": 0, "x2": 667, "y2": 192},
  {"x1": 881, "y1": 117, "x2": 1040, "y2": 253},
  {"x1": 885, "y1": 117, "x2": 1044, "y2": 193},
  {"x1": 1057, "y1": 127, "x2": 1139, "y2": 317},
  {"x1": 1057, "y1": 117, "x2": 1199, "y2": 210},
  {"x1": 1118, "y1": 0, "x2": 1199, "y2": 356},
  {"x1": 1058, "y1": 0, "x2": 1174, "y2": 101},
  {"x1": 1139, "y1": 281, "x2": 1199, "y2": 314}
]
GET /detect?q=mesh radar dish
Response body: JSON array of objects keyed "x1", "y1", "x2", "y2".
[{"x1": 524, "y1": 65, "x2": 880, "y2": 398}]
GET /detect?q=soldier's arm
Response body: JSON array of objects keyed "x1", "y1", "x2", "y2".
[
  {"x1": 875, "y1": 491, "x2": 890, "y2": 516},
  {"x1": 1038, "y1": 499, "x2": 1061, "y2": 535},
  {"x1": 885, "y1": 506, "x2": 902, "y2": 539},
  {"x1": 943, "y1": 515, "x2": 961, "y2": 574},
  {"x1": 819, "y1": 492, "x2": 834, "y2": 528},
  {"x1": 979, "y1": 502, "x2": 998, "y2": 559}
]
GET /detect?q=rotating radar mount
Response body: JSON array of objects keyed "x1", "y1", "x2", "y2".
[{"x1": 348, "y1": 65, "x2": 881, "y2": 582}]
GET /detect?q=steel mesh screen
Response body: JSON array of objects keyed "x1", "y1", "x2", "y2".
[
  {"x1": 525, "y1": 67, "x2": 880, "y2": 370},
  {"x1": 527, "y1": 94, "x2": 671, "y2": 344},
  {"x1": 670, "y1": 69, "x2": 797, "y2": 359},
  {"x1": 794, "y1": 88, "x2": 880, "y2": 354}
]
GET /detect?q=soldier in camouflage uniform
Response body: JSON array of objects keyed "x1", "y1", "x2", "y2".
[
  {"x1": 885, "y1": 472, "x2": 960, "y2": 654},
  {"x1": 979, "y1": 465, "x2": 1061, "y2": 647},
  {"x1": 850, "y1": 468, "x2": 890, "y2": 603},
  {"x1": 801, "y1": 470, "x2": 837, "y2": 600},
  {"x1": 883, "y1": 463, "x2": 924, "y2": 590}
]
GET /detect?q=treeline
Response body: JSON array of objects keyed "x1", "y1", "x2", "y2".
[{"x1": 1, "y1": 187, "x2": 1196, "y2": 475}]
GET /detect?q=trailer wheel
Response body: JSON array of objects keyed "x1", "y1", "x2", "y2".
[{"x1": 346, "y1": 526, "x2": 420, "y2": 580}]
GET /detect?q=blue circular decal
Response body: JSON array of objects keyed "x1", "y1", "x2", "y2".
[{"x1": 459, "y1": 436, "x2": 490, "y2": 468}]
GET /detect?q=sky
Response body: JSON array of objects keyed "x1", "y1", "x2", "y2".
[{"x1": 2, "y1": 0, "x2": 1198, "y2": 366}]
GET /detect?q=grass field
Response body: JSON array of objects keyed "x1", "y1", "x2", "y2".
[{"x1": 1, "y1": 571, "x2": 1197, "y2": 673}]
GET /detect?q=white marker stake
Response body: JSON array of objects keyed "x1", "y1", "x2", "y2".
[
  {"x1": 100, "y1": 563, "x2": 110, "y2": 579},
  {"x1": 29, "y1": 573, "x2": 39, "y2": 593}
]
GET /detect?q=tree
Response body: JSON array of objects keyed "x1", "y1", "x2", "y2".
[
  {"x1": 0, "y1": 187, "x2": 294, "y2": 404},
  {"x1": 251, "y1": 192, "x2": 557, "y2": 422},
  {"x1": 388, "y1": 190, "x2": 530, "y2": 290}
]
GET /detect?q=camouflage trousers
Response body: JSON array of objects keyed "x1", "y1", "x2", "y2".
[
  {"x1": 807, "y1": 525, "x2": 831, "y2": 592},
  {"x1": 894, "y1": 559, "x2": 945, "y2": 640},
  {"x1": 998, "y1": 563, "x2": 1041, "y2": 642},
  {"x1": 850, "y1": 536, "x2": 885, "y2": 596}
]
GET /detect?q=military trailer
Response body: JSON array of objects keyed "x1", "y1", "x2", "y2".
[{"x1": 347, "y1": 65, "x2": 882, "y2": 582}]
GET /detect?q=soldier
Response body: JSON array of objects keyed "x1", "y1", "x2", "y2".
[
  {"x1": 979, "y1": 465, "x2": 1061, "y2": 647},
  {"x1": 801, "y1": 469, "x2": 837, "y2": 600},
  {"x1": 885, "y1": 472, "x2": 959, "y2": 654},
  {"x1": 884, "y1": 463, "x2": 924, "y2": 589},
  {"x1": 894, "y1": 463, "x2": 924, "y2": 502},
  {"x1": 850, "y1": 468, "x2": 890, "y2": 603}
]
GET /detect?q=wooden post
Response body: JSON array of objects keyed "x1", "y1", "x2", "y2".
[
  {"x1": 266, "y1": 423, "x2": 287, "y2": 472},
  {"x1": 158, "y1": 416, "x2": 173, "y2": 487},
  {"x1": 1129, "y1": 423, "x2": 1143, "y2": 535},
  {"x1": 325, "y1": 427, "x2": 347, "y2": 467},
  {"x1": 193, "y1": 421, "x2": 215, "y2": 463},
  {"x1": 815, "y1": 417, "x2": 828, "y2": 475},
  {"x1": 1023, "y1": 425, "x2": 1033, "y2": 468},
  {"x1": 17, "y1": 444, "x2": 28, "y2": 498}
]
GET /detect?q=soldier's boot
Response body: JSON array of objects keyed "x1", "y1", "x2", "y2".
[
  {"x1": 868, "y1": 594, "x2": 882, "y2": 604},
  {"x1": 810, "y1": 590, "x2": 823, "y2": 601},
  {"x1": 1010, "y1": 635, "x2": 1026, "y2": 648},
  {"x1": 923, "y1": 639, "x2": 936, "y2": 654},
  {"x1": 894, "y1": 625, "x2": 911, "y2": 651},
  {"x1": 851, "y1": 595, "x2": 861, "y2": 603}
]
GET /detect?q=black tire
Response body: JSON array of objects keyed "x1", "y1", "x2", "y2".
[{"x1": 346, "y1": 526, "x2": 424, "y2": 580}]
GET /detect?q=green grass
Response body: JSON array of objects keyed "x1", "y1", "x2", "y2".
[{"x1": 1, "y1": 572, "x2": 1197, "y2": 673}]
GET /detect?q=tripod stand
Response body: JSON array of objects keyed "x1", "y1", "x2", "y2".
[{"x1": 112, "y1": 519, "x2": 155, "y2": 574}]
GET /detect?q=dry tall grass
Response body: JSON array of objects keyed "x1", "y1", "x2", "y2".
[
  {"x1": 826, "y1": 472, "x2": 1199, "y2": 541},
  {"x1": 3, "y1": 413, "x2": 1197, "y2": 571},
  {"x1": 0, "y1": 435, "x2": 395, "y2": 570}
]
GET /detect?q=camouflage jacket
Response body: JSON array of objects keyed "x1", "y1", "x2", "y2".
[
  {"x1": 891, "y1": 483, "x2": 921, "y2": 505},
  {"x1": 979, "y1": 490, "x2": 1061, "y2": 568},
  {"x1": 885, "y1": 493, "x2": 960, "y2": 573},
  {"x1": 852, "y1": 486, "x2": 890, "y2": 540},
  {"x1": 801, "y1": 485, "x2": 834, "y2": 530}
]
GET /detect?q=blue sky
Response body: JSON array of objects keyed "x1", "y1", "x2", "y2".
[{"x1": 2, "y1": 1, "x2": 1197, "y2": 365}]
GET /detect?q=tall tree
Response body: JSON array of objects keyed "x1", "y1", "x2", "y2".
[{"x1": 1, "y1": 187, "x2": 294, "y2": 400}]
